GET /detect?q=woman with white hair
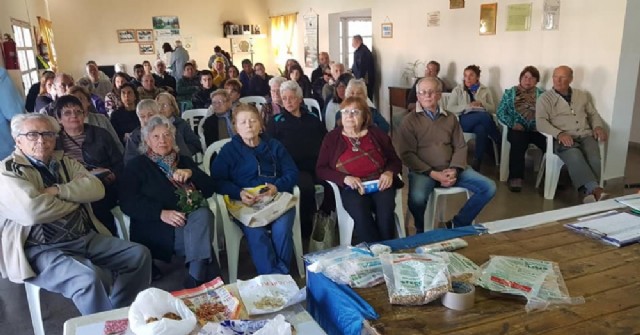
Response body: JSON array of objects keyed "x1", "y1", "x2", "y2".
[
  {"x1": 266, "y1": 80, "x2": 329, "y2": 238},
  {"x1": 260, "y1": 76, "x2": 286, "y2": 127},
  {"x1": 120, "y1": 115, "x2": 220, "y2": 288},
  {"x1": 335, "y1": 79, "x2": 389, "y2": 133}
]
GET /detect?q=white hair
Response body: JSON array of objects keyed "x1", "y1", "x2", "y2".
[
  {"x1": 345, "y1": 78, "x2": 368, "y2": 97},
  {"x1": 136, "y1": 99, "x2": 160, "y2": 117},
  {"x1": 417, "y1": 77, "x2": 443, "y2": 92},
  {"x1": 138, "y1": 115, "x2": 179, "y2": 154},
  {"x1": 11, "y1": 114, "x2": 60, "y2": 139},
  {"x1": 279, "y1": 80, "x2": 303, "y2": 98},
  {"x1": 268, "y1": 76, "x2": 286, "y2": 88}
]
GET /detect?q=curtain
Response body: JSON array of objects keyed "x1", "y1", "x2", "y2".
[
  {"x1": 270, "y1": 13, "x2": 297, "y2": 74},
  {"x1": 37, "y1": 16, "x2": 57, "y2": 69}
]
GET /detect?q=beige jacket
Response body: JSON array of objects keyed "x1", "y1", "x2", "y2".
[
  {"x1": 447, "y1": 84, "x2": 496, "y2": 115},
  {"x1": 536, "y1": 88, "x2": 605, "y2": 138},
  {"x1": 0, "y1": 150, "x2": 108, "y2": 283}
]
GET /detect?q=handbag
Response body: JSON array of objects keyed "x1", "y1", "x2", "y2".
[
  {"x1": 308, "y1": 211, "x2": 337, "y2": 252},
  {"x1": 224, "y1": 185, "x2": 297, "y2": 227}
]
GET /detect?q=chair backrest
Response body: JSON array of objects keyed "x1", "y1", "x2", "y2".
[
  {"x1": 239, "y1": 96, "x2": 267, "y2": 111},
  {"x1": 304, "y1": 98, "x2": 322, "y2": 121},
  {"x1": 202, "y1": 138, "x2": 232, "y2": 175},
  {"x1": 182, "y1": 109, "x2": 209, "y2": 134},
  {"x1": 440, "y1": 92, "x2": 451, "y2": 110}
]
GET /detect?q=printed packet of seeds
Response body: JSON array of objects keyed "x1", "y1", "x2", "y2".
[{"x1": 380, "y1": 253, "x2": 450, "y2": 305}]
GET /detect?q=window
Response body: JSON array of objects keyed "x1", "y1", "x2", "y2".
[
  {"x1": 12, "y1": 20, "x2": 38, "y2": 95},
  {"x1": 339, "y1": 17, "x2": 372, "y2": 69}
]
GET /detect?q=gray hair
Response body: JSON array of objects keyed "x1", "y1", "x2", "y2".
[
  {"x1": 11, "y1": 114, "x2": 60, "y2": 139},
  {"x1": 136, "y1": 99, "x2": 160, "y2": 117},
  {"x1": 417, "y1": 77, "x2": 443, "y2": 92},
  {"x1": 330, "y1": 63, "x2": 345, "y2": 71},
  {"x1": 268, "y1": 76, "x2": 286, "y2": 88},
  {"x1": 279, "y1": 80, "x2": 303, "y2": 98},
  {"x1": 345, "y1": 78, "x2": 368, "y2": 97},
  {"x1": 138, "y1": 115, "x2": 179, "y2": 154},
  {"x1": 210, "y1": 88, "x2": 230, "y2": 101},
  {"x1": 155, "y1": 59, "x2": 165, "y2": 67}
]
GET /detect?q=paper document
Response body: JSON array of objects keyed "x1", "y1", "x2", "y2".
[
  {"x1": 565, "y1": 212, "x2": 640, "y2": 247},
  {"x1": 616, "y1": 196, "x2": 640, "y2": 211}
]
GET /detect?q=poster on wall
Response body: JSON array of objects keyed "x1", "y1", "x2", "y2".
[
  {"x1": 479, "y1": 3, "x2": 498, "y2": 35},
  {"x1": 542, "y1": 0, "x2": 560, "y2": 30},
  {"x1": 506, "y1": 3, "x2": 532, "y2": 31},
  {"x1": 427, "y1": 11, "x2": 441, "y2": 27},
  {"x1": 303, "y1": 15, "x2": 318, "y2": 69},
  {"x1": 152, "y1": 16, "x2": 181, "y2": 60}
]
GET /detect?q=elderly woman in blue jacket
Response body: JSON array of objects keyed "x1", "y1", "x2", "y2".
[
  {"x1": 211, "y1": 103, "x2": 298, "y2": 275},
  {"x1": 497, "y1": 65, "x2": 546, "y2": 192}
]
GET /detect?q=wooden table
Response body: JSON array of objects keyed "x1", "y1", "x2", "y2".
[
  {"x1": 388, "y1": 86, "x2": 410, "y2": 136},
  {"x1": 355, "y1": 219, "x2": 640, "y2": 334}
]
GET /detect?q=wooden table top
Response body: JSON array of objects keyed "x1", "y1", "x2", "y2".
[{"x1": 355, "y1": 220, "x2": 640, "y2": 334}]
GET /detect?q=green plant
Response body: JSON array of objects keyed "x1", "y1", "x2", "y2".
[
  {"x1": 176, "y1": 186, "x2": 208, "y2": 214},
  {"x1": 402, "y1": 59, "x2": 424, "y2": 82}
]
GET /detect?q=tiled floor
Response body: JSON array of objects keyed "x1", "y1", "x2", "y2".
[{"x1": 2, "y1": 145, "x2": 639, "y2": 335}]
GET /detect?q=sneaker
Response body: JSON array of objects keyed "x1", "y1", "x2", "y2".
[
  {"x1": 592, "y1": 188, "x2": 609, "y2": 201},
  {"x1": 508, "y1": 179, "x2": 523, "y2": 192}
]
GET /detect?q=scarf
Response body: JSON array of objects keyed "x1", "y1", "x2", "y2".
[
  {"x1": 146, "y1": 149, "x2": 178, "y2": 180},
  {"x1": 514, "y1": 85, "x2": 537, "y2": 122}
]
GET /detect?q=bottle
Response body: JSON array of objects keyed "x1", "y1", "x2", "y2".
[{"x1": 415, "y1": 238, "x2": 468, "y2": 254}]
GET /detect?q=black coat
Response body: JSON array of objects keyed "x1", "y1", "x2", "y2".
[
  {"x1": 119, "y1": 154, "x2": 215, "y2": 261},
  {"x1": 55, "y1": 124, "x2": 123, "y2": 176}
]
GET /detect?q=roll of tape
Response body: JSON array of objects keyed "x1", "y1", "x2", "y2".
[{"x1": 441, "y1": 281, "x2": 475, "y2": 311}]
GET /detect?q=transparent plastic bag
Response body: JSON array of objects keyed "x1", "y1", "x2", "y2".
[
  {"x1": 476, "y1": 255, "x2": 585, "y2": 312},
  {"x1": 307, "y1": 244, "x2": 384, "y2": 288},
  {"x1": 431, "y1": 251, "x2": 481, "y2": 284},
  {"x1": 380, "y1": 253, "x2": 450, "y2": 305}
]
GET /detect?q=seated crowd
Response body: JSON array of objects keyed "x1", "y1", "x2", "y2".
[{"x1": 0, "y1": 37, "x2": 611, "y2": 317}]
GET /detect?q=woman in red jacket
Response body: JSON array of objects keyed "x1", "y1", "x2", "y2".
[{"x1": 316, "y1": 96, "x2": 402, "y2": 244}]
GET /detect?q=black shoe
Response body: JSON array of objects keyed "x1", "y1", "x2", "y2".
[
  {"x1": 443, "y1": 220, "x2": 454, "y2": 229},
  {"x1": 183, "y1": 275, "x2": 205, "y2": 289},
  {"x1": 151, "y1": 264, "x2": 164, "y2": 281}
]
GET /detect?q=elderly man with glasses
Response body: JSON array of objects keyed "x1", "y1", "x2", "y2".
[
  {"x1": 0, "y1": 113, "x2": 151, "y2": 315},
  {"x1": 397, "y1": 77, "x2": 496, "y2": 232}
]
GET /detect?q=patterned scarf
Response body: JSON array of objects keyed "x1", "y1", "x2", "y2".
[
  {"x1": 146, "y1": 149, "x2": 178, "y2": 180},
  {"x1": 514, "y1": 85, "x2": 537, "y2": 122}
]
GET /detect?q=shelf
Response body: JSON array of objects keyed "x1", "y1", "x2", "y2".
[{"x1": 226, "y1": 34, "x2": 267, "y2": 39}]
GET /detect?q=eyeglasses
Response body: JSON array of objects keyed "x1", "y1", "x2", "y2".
[
  {"x1": 61, "y1": 110, "x2": 84, "y2": 117},
  {"x1": 18, "y1": 131, "x2": 57, "y2": 141},
  {"x1": 211, "y1": 100, "x2": 226, "y2": 105},
  {"x1": 417, "y1": 90, "x2": 440, "y2": 96},
  {"x1": 341, "y1": 109, "x2": 362, "y2": 117}
]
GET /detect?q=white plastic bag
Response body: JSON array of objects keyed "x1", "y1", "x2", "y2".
[
  {"x1": 253, "y1": 315, "x2": 291, "y2": 335},
  {"x1": 380, "y1": 253, "x2": 450, "y2": 305},
  {"x1": 237, "y1": 275, "x2": 304, "y2": 315},
  {"x1": 307, "y1": 245, "x2": 384, "y2": 288},
  {"x1": 128, "y1": 288, "x2": 197, "y2": 335}
]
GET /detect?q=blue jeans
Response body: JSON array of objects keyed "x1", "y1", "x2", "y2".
[
  {"x1": 458, "y1": 112, "x2": 501, "y2": 163},
  {"x1": 408, "y1": 169, "x2": 496, "y2": 232},
  {"x1": 236, "y1": 208, "x2": 295, "y2": 275}
]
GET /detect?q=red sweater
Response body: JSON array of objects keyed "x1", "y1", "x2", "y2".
[{"x1": 316, "y1": 126, "x2": 402, "y2": 188}]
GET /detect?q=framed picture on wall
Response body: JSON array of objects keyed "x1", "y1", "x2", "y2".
[
  {"x1": 117, "y1": 29, "x2": 136, "y2": 43},
  {"x1": 479, "y1": 3, "x2": 498, "y2": 35},
  {"x1": 138, "y1": 43, "x2": 155, "y2": 55},
  {"x1": 136, "y1": 29, "x2": 153, "y2": 42},
  {"x1": 381, "y1": 23, "x2": 393, "y2": 38}
]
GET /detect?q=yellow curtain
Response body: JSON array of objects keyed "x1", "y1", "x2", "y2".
[
  {"x1": 270, "y1": 13, "x2": 297, "y2": 73},
  {"x1": 37, "y1": 17, "x2": 57, "y2": 69}
]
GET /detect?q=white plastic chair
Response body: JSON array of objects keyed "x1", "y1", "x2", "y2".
[
  {"x1": 303, "y1": 98, "x2": 322, "y2": 121},
  {"x1": 111, "y1": 206, "x2": 131, "y2": 241},
  {"x1": 462, "y1": 132, "x2": 500, "y2": 166},
  {"x1": 423, "y1": 187, "x2": 472, "y2": 231},
  {"x1": 326, "y1": 180, "x2": 406, "y2": 246},
  {"x1": 239, "y1": 96, "x2": 267, "y2": 111},
  {"x1": 24, "y1": 282, "x2": 44, "y2": 335},
  {"x1": 182, "y1": 109, "x2": 209, "y2": 164},
  {"x1": 214, "y1": 188, "x2": 305, "y2": 283},
  {"x1": 498, "y1": 122, "x2": 543, "y2": 182},
  {"x1": 202, "y1": 138, "x2": 231, "y2": 175},
  {"x1": 535, "y1": 133, "x2": 606, "y2": 200}
]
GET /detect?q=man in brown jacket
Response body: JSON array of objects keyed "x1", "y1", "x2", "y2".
[{"x1": 397, "y1": 77, "x2": 496, "y2": 232}]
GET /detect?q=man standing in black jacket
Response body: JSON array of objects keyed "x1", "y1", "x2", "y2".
[{"x1": 351, "y1": 35, "x2": 375, "y2": 100}]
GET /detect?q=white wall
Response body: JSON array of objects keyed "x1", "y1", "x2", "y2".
[
  {"x1": 0, "y1": 0, "x2": 50, "y2": 93},
  {"x1": 47, "y1": 0, "x2": 270, "y2": 80},
  {"x1": 266, "y1": 0, "x2": 635, "y2": 180}
]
